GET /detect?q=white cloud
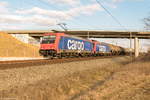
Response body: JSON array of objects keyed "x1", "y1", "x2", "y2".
[
  {"x1": 68, "y1": 4, "x2": 102, "y2": 16},
  {"x1": 0, "y1": 1, "x2": 9, "y2": 14},
  {"x1": 26, "y1": 15, "x2": 59, "y2": 26},
  {"x1": 112, "y1": 0, "x2": 123, "y2": 3},
  {"x1": 14, "y1": 4, "x2": 101, "y2": 26},
  {"x1": 16, "y1": 4, "x2": 101, "y2": 20},
  {"x1": 16, "y1": 7, "x2": 71, "y2": 20},
  {"x1": 42, "y1": 0, "x2": 80, "y2": 6},
  {"x1": 0, "y1": 0, "x2": 101, "y2": 30},
  {"x1": 0, "y1": 14, "x2": 23, "y2": 23},
  {"x1": 0, "y1": 25, "x2": 24, "y2": 30},
  {"x1": 112, "y1": 0, "x2": 144, "y2": 3},
  {"x1": 0, "y1": 14, "x2": 58, "y2": 26},
  {"x1": 0, "y1": 14, "x2": 58, "y2": 30},
  {"x1": 0, "y1": 1, "x2": 9, "y2": 7},
  {"x1": 110, "y1": 0, "x2": 144, "y2": 8},
  {"x1": 100, "y1": 0, "x2": 124, "y2": 8}
]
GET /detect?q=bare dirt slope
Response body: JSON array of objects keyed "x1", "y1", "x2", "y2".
[
  {"x1": 0, "y1": 32, "x2": 40, "y2": 57},
  {"x1": 0, "y1": 56, "x2": 149, "y2": 100}
]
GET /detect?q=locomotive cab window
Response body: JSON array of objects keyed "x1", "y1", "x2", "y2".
[{"x1": 41, "y1": 35, "x2": 56, "y2": 44}]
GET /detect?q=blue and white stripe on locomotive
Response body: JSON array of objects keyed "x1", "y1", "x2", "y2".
[
  {"x1": 96, "y1": 44, "x2": 111, "y2": 53},
  {"x1": 59, "y1": 36, "x2": 93, "y2": 51}
]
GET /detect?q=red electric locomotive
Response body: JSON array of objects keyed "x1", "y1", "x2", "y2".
[
  {"x1": 39, "y1": 33, "x2": 93, "y2": 58},
  {"x1": 39, "y1": 32, "x2": 127, "y2": 58}
]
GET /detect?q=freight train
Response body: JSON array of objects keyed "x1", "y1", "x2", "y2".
[{"x1": 39, "y1": 33, "x2": 130, "y2": 58}]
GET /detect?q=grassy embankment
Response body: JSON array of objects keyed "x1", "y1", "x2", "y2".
[
  {"x1": 0, "y1": 32, "x2": 40, "y2": 57},
  {"x1": 0, "y1": 55, "x2": 150, "y2": 100}
]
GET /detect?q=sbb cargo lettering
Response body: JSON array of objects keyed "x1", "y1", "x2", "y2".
[
  {"x1": 58, "y1": 36, "x2": 92, "y2": 51},
  {"x1": 99, "y1": 45, "x2": 107, "y2": 52},
  {"x1": 67, "y1": 40, "x2": 84, "y2": 50},
  {"x1": 96, "y1": 44, "x2": 110, "y2": 52}
]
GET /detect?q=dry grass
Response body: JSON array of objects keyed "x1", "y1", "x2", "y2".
[
  {"x1": 0, "y1": 65, "x2": 120, "y2": 100},
  {"x1": 73, "y1": 54, "x2": 150, "y2": 100},
  {"x1": 0, "y1": 56, "x2": 129, "y2": 100},
  {"x1": 77, "y1": 62, "x2": 150, "y2": 100},
  {"x1": 0, "y1": 32, "x2": 40, "y2": 57},
  {"x1": 0, "y1": 55, "x2": 150, "y2": 100},
  {"x1": 134, "y1": 51, "x2": 150, "y2": 62}
]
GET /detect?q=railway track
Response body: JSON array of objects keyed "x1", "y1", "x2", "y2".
[{"x1": 0, "y1": 56, "x2": 122, "y2": 70}]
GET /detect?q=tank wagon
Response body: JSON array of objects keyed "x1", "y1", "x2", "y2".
[
  {"x1": 39, "y1": 33, "x2": 127, "y2": 58},
  {"x1": 101, "y1": 42, "x2": 125, "y2": 55}
]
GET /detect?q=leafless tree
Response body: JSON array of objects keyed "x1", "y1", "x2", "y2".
[
  {"x1": 143, "y1": 15, "x2": 150, "y2": 52},
  {"x1": 143, "y1": 15, "x2": 150, "y2": 30}
]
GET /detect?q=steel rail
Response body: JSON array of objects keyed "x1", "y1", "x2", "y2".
[{"x1": 0, "y1": 56, "x2": 122, "y2": 70}]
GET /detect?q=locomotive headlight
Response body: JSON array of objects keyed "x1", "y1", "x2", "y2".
[{"x1": 40, "y1": 37, "x2": 43, "y2": 43}]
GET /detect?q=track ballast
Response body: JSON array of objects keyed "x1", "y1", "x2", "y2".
[{"x1": 0, "y1": 56, "x2": 122, "y2": 70}]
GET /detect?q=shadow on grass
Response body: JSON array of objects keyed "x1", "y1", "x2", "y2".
[{"x1": 70, "y1": 72, "x2": 115, "y2": 100}]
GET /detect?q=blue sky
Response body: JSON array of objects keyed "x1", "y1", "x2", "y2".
[
  {"x1": 0, "y1": 0, "x2": 150, "y2": 31},
  {"x1": 0, "y1": 0, "x2": 149, "y2": 51}
]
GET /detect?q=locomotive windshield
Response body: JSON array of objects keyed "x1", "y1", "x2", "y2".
[{"x1": 41, "y1": 35, "x2": 56, "y2": 44}]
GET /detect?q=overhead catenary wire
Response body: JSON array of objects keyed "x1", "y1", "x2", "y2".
[
  {"x1": 37, "y1": 0, "x2": 100, "y2": 30},
  {"x1": 96, "y1": 0, "x2": 127, "y2": 31},
  {"x1": 96, "y1": 0, "x2": 134, "y2": 57}
]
